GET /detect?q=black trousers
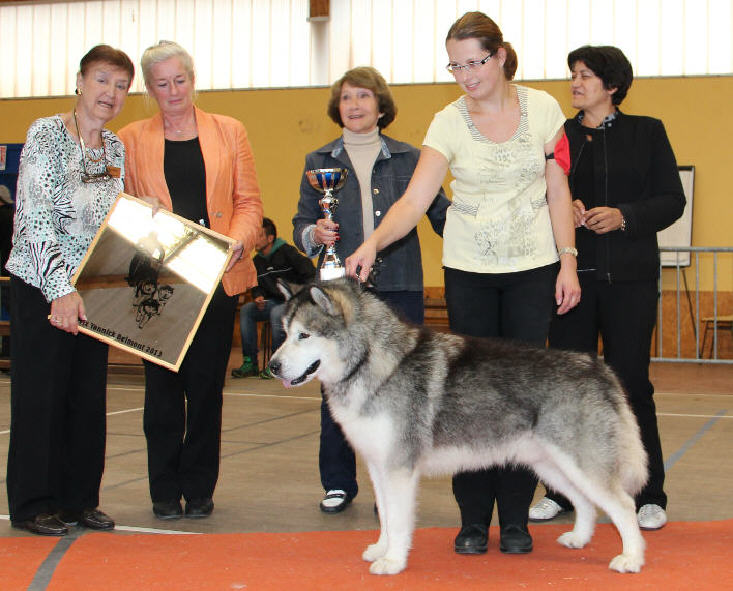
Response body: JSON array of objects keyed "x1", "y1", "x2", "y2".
[
  {"x1": 6, "y1": 276, "x2": 108, "y2": 522},
  {"x1": 545, "y1": 275, "x2": 666, "y2": 510},
  {"x1": 318, "y1": 290, "x2": 424, "y2": 497},
  {"x1": 444, "y1": 265, "x2": 556, "y2": 529},
  {"x1": 143, "y1": 285, "x2": 236, "y2": 503}
]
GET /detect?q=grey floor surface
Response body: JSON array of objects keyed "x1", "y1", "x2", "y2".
[{"x1": 0, "y1": 355, "x2": 731, "y2": 538}]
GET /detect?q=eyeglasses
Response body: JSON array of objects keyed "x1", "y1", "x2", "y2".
[
  {"x1": 73, "y1": 110, "x2": 112, "y2": 183},
  {"x1": 445, "y1": 53, "x2": 493, "y2": 74}
]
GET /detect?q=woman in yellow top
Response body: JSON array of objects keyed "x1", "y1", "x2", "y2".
[
  {"x1": 118, "y1": 41, "x2": 262, "y2": 521},
  {"x1": 348, "y1": 12, "x2": 580, "y2": 556}
]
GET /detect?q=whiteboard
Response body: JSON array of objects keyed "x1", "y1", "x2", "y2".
[{"x1": 658, "y1": 166, "x2": 694, "y2": 266}]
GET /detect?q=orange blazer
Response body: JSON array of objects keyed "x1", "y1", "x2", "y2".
[{"x1": 118, "y1": 107, "x2": 263, "y2": 296}]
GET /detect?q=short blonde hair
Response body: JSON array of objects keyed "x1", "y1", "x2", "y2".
[{"x1": 140, "y1": 40, "x2": 195, "y2": 89}]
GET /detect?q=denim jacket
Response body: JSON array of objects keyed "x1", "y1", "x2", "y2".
[{"x1": 293, "y1": 134, "x2": 450, "y2": 292}]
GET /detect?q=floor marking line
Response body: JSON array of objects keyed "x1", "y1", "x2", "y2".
[
  {"x1": 658, "y1": 412, "x2": 731, "y2": 419},
  {"x1": 107, "y1": 407, "x2": 144, "y2": 416},
  {"x1": 26, "y1": 529, "x2": 82, "y2": 590},
  {"x1": 115, "y1": 524, "x2": 202, "y2": 535},
  {"x1": 0, "y1": 514, "x2": 202, "y2": 536},
  {"x1": 664, "y1": 410, "x2": 727, "y2": 471}
]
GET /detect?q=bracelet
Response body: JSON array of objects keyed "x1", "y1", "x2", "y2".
[
  {"x1": 620, "y1": 215, "x2": 627, "y2": 232},
  {"x1": 557, "y1": 246, "x2": 578, "y2": 257}
]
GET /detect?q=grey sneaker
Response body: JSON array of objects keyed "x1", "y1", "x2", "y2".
[{"x1": 637, "y1": 504, "x2": 667, "y2": 530}]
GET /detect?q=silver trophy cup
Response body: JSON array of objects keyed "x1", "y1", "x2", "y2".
[{"x1": 306, "y1": 168, "x2": 348, "y2": 280}]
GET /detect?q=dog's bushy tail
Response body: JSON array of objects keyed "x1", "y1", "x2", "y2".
[{"x1": 616, "y1": 390, "x2": 649, "y2": 496}]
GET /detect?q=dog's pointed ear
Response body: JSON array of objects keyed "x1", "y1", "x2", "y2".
[
  {"x1": 310, "y1": 285, "x2": 339, "y2": 316},
  {"x1": 276, "y1": 279, "x2": 294, "y2": 301}
]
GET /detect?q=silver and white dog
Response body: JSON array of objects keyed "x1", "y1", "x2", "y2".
[{"x1": 269, "y1": 279, "x2": 648, "y2": 576}]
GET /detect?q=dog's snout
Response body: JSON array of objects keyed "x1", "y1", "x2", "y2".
[{"x1": 268, "y1": 359, "x2": 281, "y2": 376}]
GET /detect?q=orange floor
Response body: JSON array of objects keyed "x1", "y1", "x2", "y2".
[{"x1": 1, "y1": 520, "x2": 729, "y2": 590}]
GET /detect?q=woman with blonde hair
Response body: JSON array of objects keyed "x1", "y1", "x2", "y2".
[{"x1": 118, "y1": 41, "x2": 262, "y2": 520}]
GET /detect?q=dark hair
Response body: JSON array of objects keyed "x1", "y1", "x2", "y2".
[
  {"x1": 262, "y1": 217, "x2": 277, "y2": 239},
  {"x1": 80, "y1": 45, "x2": 135, "y2": 89},
  {"x1": 446, "y1": 11, "x2": 518, "y2": 81},
  {"x1": 327, "y1": 66, "x2": 396, "y2": 129},
  {"x1": 567, "y1": 46, "x2": 633, "y2": 106}
]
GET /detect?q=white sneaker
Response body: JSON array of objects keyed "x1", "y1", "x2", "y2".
[
  {"x1": 637, "y1": 504, "x2": 667, "y2": 530},
  {"x1": 319, "y1": 489, "x2": 351, "y2": 513},
  {"x1": 529, "y1": 497, "x2": 566, "y2": 521}
]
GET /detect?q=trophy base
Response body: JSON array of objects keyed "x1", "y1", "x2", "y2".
[{"x1": 319, "y1": 266, "x2": 346, "y2": 281}]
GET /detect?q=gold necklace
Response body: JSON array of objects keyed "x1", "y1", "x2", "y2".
[
  {"x1": 73, "y1": 110, "x2": 105, "y2": 159},
  {"x1": 73, "y1": 110, "x2": 115, "y2": 182}
]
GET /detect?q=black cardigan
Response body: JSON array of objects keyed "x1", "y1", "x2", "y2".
[{"x1": 565, "y1": 111, "x2": 686, "y2": 282}]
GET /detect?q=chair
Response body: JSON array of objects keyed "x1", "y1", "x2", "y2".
[
  {"x1": 700, "y1": 314, "x2": 733, "y2": 358},
  {"x1": 259, "y1": 320, "x2": 272, "y2": 369}
]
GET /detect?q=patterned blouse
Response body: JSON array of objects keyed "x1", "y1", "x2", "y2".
[
  {"x1": 6, "y1": 115, "x2": 125, "y2": 302},
  {"x1": 423, "y1": 85, "x2": 565, "y2": 274}
]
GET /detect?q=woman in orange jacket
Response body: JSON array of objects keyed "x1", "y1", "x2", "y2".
[{"x1": 118, "y1": 41, "x2": 262, "y2": 521}]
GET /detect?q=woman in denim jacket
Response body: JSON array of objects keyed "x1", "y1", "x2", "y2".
[{"x1": 293, "y1": 66, "x2": 450, "y2": 514}]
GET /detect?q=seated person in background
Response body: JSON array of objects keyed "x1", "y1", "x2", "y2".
[{"x1": 232, "y1": 217, "x2": 315, "y2": 379}]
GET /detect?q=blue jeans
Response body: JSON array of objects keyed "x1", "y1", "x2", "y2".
[{"x1": 239, "y1": 299, "x2": 286, "y2": 360}]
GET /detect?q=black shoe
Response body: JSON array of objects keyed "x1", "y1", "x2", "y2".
[
  {"x1": 319, "y1": 490, "x2": 352, "y2": 514},
  {"x1": 499, "y1": 525, "x2": 533, "y2": 554},
  {"x1": 454, "y1": 524, "x2": 488, "y2": 554},
  {"x1": 153, "y1": 500, "x2": 183, "y2": 520},
  {"x1": 185, "y1": 498, "x2": 214, "y2": 519},
  {"x1": 58, "y1": 508, "x2": 115, "y2": 530},
  {"x1": 12, "y1": 513, "x2": 68, "y2": 536}
]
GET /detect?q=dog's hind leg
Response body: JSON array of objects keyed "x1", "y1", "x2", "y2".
[
  {"x1": 534, "y1": 453, "x2": 645, "y2": 572},
  {"x1": 364, "y1": 465, "x2": 420, "y2": 575},
  {"x1": 532, "y1": 459, "x2": 596, "y2": 549},
  {"x1": 596, "y1": 482, "x2": 645, "y2": 573},
  {"x1": 544, "y1": 461, "x2": 645, "y2": 572}
]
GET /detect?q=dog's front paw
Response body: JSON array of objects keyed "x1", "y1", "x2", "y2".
[
  {"x1": 609, "y1": 553, "x2": 644, "y2": 573},
  {"x1": 557, "y1": 531, "x2": 589, "y2": 549},
  {"x1": 369, "y1": 556, "x2": 406, "y2": 575},
  {"x1": 362, "y1": 542, "x2": 387, "y2": 562}
]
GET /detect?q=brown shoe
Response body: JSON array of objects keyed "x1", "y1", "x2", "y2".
[{"x1": 12, "y1": 513, "x2": 68, "y2": 536}]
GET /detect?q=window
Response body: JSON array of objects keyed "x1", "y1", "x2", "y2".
[{"x1": 0, "y1": 0, "x2": 730, "y2": 99}]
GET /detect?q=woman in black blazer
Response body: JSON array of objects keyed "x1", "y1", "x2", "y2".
[{"x1": 529, "y1": 46, "x2": 686, "y2": 531}]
